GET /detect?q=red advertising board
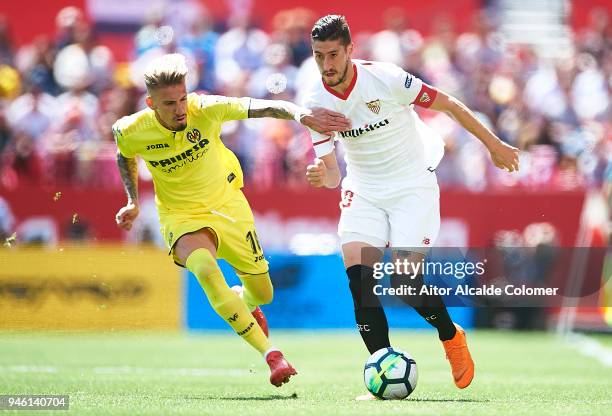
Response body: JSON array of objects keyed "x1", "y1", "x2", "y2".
[{"x1": 0, "y1": 184, "x2": 585, "y2": 248}]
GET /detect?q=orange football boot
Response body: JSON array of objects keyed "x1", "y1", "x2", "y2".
[{"x1": 442, "y1": 324, "x2": 475, "y2": 389}]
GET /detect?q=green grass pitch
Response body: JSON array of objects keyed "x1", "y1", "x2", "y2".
[{"x1": 1, "y1": 330, "x2": 610, "y2": 415}]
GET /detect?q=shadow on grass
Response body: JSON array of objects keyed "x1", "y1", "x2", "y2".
[
  {"x1": 180, "y1": 393, "x2": 299, "y2": 401},
  {"x1": 410, "y1": 398, "x2": 489, "y2": 403},
  {"x1": 172, "y1": 395, "x2": 487, "y2": 403}
]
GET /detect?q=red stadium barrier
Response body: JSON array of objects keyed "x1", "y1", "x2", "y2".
[{"x1": 0, "y1": 184, "x2": 585, "y2": 247}]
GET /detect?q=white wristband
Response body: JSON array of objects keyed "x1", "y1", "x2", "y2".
[{"x1": 294, "y1": 108, "x2": 306, "y2": 123}]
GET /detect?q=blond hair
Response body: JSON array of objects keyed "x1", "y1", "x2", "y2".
[{"x1": 143, "y1": 53, "x2": 188, "y2": 90}]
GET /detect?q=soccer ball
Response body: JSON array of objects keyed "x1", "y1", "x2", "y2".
[{"x1": 363, "y1": 347, "x2": 418, "y2": 400}]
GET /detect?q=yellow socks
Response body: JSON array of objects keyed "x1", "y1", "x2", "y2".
[
  {"x1": 237, "y1": 271, "x2": 274, "y2": 312},
  {"x1": 186, "y1": 248, "x2": 271, "y2": 354}
]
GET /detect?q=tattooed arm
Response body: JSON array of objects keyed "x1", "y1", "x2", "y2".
[
  {"x1": 247, "y1": 98, "x2": 351, "y2": 136},
  {"x1": 115, "y1": 151, "x2": 140, "y2": 231},
  {"x1": 117, "y1": 151, "x2": 139, "y2": 204}
]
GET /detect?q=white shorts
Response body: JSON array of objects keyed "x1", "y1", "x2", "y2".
[{"x1": 338, "y1": 184, "x2": 440, "y2": 253}]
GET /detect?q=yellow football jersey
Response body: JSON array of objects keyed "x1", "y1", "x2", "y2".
[{"x1": 112, "y1": 93, "x2": 248, "y2": 213}]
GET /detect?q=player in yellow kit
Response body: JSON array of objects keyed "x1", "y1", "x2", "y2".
[{"x1": 112, "y1": 53, "x2": 350, "y2": 387}]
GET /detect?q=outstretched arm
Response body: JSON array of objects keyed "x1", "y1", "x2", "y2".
[
  {"x1": 115, "y1": 151, "x2": 140, "y2": 230},
  {"x1": 428, "y1": 89, "x2": 519, "y2": 172},
  {"x1": 248, "y1": 98, "x2": 351, "y2": 136}
]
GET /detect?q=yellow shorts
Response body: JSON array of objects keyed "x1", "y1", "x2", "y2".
[{"x1": 160, "y1": 191, "x2": 268, "y2": 275}]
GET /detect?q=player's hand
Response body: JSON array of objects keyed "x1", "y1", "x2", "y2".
[
  {"x1": 488, "y1": 140, "x2": 520, "y2": 173},
  {"x1": 306, "y1": 158, "x2": 327, "y2": 188},
  {"x1": 300, "y1": 107, "x2": 351, "y2": 136},
  {"x1": 115, "y1": 202, "x2": 139, "y2": 231}
]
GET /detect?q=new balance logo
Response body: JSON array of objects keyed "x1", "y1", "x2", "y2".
[
  {"x1": 228, "y1": 313, "x2": 239, "y2": 322},
  {"x1": 146, "y1": 143, "x2": 170, "y2": 150}
]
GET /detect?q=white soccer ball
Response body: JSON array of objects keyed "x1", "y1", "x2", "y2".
[{"x1": 363, "y1": 347, "x2": 418, "y2": 400}]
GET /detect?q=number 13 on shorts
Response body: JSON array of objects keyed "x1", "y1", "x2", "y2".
[{"x1": 341, "y1": 190, "x2": 355, "y2": 208}]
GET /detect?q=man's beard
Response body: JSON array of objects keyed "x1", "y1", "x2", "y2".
[
  {"x1": 324, "y1": 60, "x2": 350, "y2": 87},
  {"x1": 173, "y1": 122, "x2": 187, "y2": 132}
]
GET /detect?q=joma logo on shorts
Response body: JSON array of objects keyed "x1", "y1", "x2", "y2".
[{"x1": 146, "y1": 143, "x2": 170, "y2": 150}]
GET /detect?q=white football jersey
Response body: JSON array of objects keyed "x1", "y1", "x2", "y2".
[{"x1": 301, "y1": 59, "x2": 445, "y2": 202}]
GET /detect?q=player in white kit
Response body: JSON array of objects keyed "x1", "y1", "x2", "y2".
[{"x1": 301, "y1": 15, "x2": 519, "y2": 398}]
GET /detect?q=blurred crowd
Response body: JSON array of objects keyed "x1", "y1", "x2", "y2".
[{"x1": 0, "y1": 2, "x2": 610, "y2": 193}]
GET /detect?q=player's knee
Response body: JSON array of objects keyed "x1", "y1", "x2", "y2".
[
  {"x1": 250, "y1": 283, "x2": 273, "y2": 305},
  {"x1": 255, "y1": 287, "x2": 273, "y2": 305},
  {"x1": 238, "y1": 272, "x2": 274, "y2": 305},
  {"x1": 257, "y1": 280, "x2": 274, "y2": 305},
  {"x1": 185, "y1": 248, "x2": 219, "y2": 278}
]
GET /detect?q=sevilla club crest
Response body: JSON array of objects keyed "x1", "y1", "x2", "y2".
[{"x1": 366, "y1": 99, "x2": 381, "y2": 114}]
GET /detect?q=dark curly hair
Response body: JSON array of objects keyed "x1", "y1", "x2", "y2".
[{"x1": 311, "y1": 15, "x2": 351, "y2": 45}]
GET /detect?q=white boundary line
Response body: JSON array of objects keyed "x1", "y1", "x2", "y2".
[{"x1": 565, "y1": 332, "x2": 612, "y2": 368}]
